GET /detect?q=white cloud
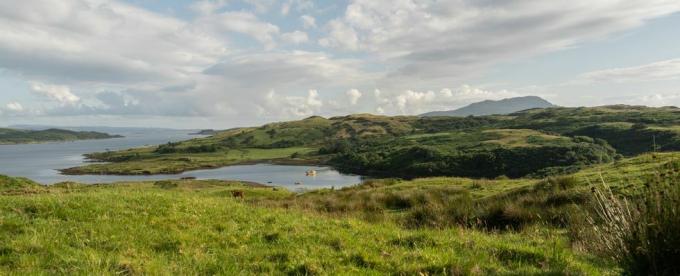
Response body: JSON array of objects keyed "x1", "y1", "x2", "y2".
[
  {"x1": 300, "y1": 15, "x2": 316, "y2": 29},
  {"x1": 5, "y1": 102, "x2": 24, "y2": 112},
  {"x1": 346, "y1": 89, "x2": 362, "y2": 105},
  {"x1": 439, "y1": 88, "x2": 453, "y2": 98},
  {"x1": 319, "y1": 20, "x2": 359, "y2": 51},
  {"x1": 0, "y1": 0, "x2": 226, "y2": 85},
  {"x1": 320, "y1": 0, "x2": 680, "y2": 80},
  {"x1": 30, "y1": 82, "x2": 80, "y2": 105},
  {"x1": 260, "y1": 89, "x2": 324, "y2": 118},
  {"x1": 620, "y1": 93, "x2": 680, "y2": 107},
  {"x1": 204, "y1": 51, "x2": 368, "y2": 90},
  {"x1": 282, "y1": 0, "x2": 314, "y2": 15},
  {"x1": 1, "y1": 0, "x2": 679, "y2": 127},
  {"x1": 395, "y1": 90, "x2": 436, "y2": 112},
  {"x1": 199, "y1": 11, "x2": 280, "y2": 48},
  {"x1": 373, "y1": 85, "x2": 520, "y2": 114},
  {"x1": 580, "y1": 58, "x2": 680, "y2": 83},
  {"x1": 190, "y1": 0, "x2": 228, "y2": 15},
  {"x1": 281, "y1": 30, "x2": 309, "y2": 44}
]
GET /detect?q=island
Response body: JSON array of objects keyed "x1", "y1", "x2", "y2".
[{"x1": 0, "y1": 128, "x2": 123, "y2": 144}]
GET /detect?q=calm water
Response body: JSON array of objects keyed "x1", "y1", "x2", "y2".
[{"x1": 0, "y1": 128, "x2": 362, "y2": 191}]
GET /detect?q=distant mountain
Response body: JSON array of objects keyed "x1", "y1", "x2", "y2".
[{"x1": 421, "y1": 96, "x2": 556, "y2": 117}]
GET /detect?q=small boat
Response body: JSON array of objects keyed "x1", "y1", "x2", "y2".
[
  {"x1": 294, "y1": 182, "x2": 302, "y2": 185},
  {"x1": 305, "y1": 170, "x2": 317, "y2": 176}
]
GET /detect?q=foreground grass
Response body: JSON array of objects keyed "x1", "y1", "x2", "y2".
[{"x1": 0, "y1": 179, "x2": 614, "y2": 275}]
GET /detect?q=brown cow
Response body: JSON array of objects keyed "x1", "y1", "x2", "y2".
[{"x1": 231, "y1": 190, "x2": 245, "y2": 199}]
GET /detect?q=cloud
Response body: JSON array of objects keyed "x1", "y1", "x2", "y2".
[
  {"x1": 346, "y1": 89, "x2": 362, "y2": 105},
  {"x1": 30, "y1": 82, "x2": 80, "y2": 105},
  {"x1": 319, "y1": 20, "x2": 360, "y2": 51},
  {"x1": 43, "y1": 89, "x2": 210, "y2": 117},
  {"x1": 0, "y1": 0, "x2": 226, "y2": 86},
  {"x1": 198, "y1": 11, "x2": 280, "y2": 48},
  {"x1": 282, "y1": 0, "x2": 314, "y2": 15},
  {"x1": 5, "y1": 102, "x2": 24, "y2": 112},
  {"x1": 1, "y1": 0, "x2": 679, "y2": 127},
  {"x1": 203, "y1": 51, "x2": 368, "y2": 90},
  {"x1": 580, "y1": 58, "x2": 680, "y2": 83},
  {"x1": 374, "y1": 85, "x2": 520, "y2": 114},
  {"x1": 281, "y1": 30, "x2": 309, "y2": 44},
  {"x1": 190, "y1": 0, "x2": 228, "y2": 15},
  {"x1": 319, "y1": 0, "x2": 680, "y2": 80},
  {"x1": 300, "y1": 15, "x2": 316, "y2": 29},
  {"x1": 259, "y1": 89, "x2": 324, "y2": 118}
]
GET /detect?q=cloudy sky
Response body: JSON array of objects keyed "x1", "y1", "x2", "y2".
[{"x1": 1, "y1": 0, "x2": 680, "y2": 128}]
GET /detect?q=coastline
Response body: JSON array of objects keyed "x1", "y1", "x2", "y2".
[{"x1": 59, "y1": 157, "x2": 327, "y2": 176}]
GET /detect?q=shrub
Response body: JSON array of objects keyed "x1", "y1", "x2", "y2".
[
  {"x1": 583, "y1": 174, "x2": 680, "y2": 275},
  {"x1": 154, "y1": 180, "x2": 178, "y2": 189}
]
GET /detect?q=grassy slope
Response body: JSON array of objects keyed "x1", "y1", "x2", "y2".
[
  {"x1": 0, "y1": 178, "x2": 613, "y2": 275},
  {"x1": 0, "y1": 128, "x2": 121, "y2": 144},
  {"x1": 505, "y1": 105, "x2": 680, "y2": 155}
]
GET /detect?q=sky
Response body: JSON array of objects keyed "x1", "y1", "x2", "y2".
[{"x1": 1, "y1": 0, "x2": 680, "y2": 129}]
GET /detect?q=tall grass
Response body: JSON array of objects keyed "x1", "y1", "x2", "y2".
[
  {"x1": 583, "y1": 171, "x2": 680, "y2": 275},
  {"x1": 264, "y1": 177, "x2": 588, "y2": 231},
  {"x1": 0, "y1": 179, "x2": 612, "y2": 274}
]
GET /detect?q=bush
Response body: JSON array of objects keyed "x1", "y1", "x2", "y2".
[{"x1": 582, "y1": 174, "x2": 680, "y2": 275}]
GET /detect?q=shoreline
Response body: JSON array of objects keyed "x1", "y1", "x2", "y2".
[{"x1": 59, "y1": 157, "x2": 327, "y2": 176}]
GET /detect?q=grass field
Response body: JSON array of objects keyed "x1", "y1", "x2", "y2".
[
  {"x1": 0, "y1": 178, "x2": 616, "y2": 275},
  {"x1": 5, "y1": 152, "x2": 677, "y2": 274}
]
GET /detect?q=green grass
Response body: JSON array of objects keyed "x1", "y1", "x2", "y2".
[
  {"x1": 571, "y1": 152, "x2": 680, "y2": 194},
  {"x1": 0, "y1": 178, "x2": 615, "y2": 275},
  {"x1": 0, "y1": 175, "x2": 42, "y2": 192}
]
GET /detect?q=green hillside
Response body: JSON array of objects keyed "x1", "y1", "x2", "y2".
[
  {"x1": 324, "y1": 129, "x2": 617, "y2": 178},
  {"x1": 0, "y1": 128, "x2": 122, "y2": 144},
  {"x1": 64, "y1": 105, "x2": 680, "y2": 178}
]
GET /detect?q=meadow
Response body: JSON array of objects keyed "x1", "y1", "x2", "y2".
[
  {"x1": 0, "y1": 176, "x2": 615, "y2": 275},
  {"x1": 5, "y1": 105, "x2": 680, "y2": 274}
]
